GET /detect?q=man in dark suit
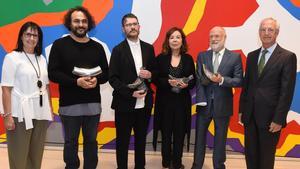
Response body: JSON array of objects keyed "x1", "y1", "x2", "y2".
[
  {"x1": 192, "y1": 26, "x2": 243, "y2": 169},
  {"x1": 108, "y1": 13, "x2": 156, "y2": 169},
  {"x1": 239, "y1": 17, "x2": 297, "y2": 169}
]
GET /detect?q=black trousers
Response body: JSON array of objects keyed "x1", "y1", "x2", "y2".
[
  {"x1": 115, "y1": 108, "x2": 151, "y2": 169},
  {"x1": 161, "y1": 97, "x2": 186, "y2": 169},
  {"x1": 60, "y1": 114, "x2": 100, "y2": 169},
  {"x1": 244, "y1": 117, "x2": 281, "y2": 169}
]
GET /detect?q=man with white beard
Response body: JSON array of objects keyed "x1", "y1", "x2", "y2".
[{"x1": 192, "y1": 26, "x2": 243, "y2": 169}]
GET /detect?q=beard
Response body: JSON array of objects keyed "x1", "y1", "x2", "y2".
[
  {"x1": 210, "y1": 42, "x2": 224, "y2": 52},
  {"x1": 71, "y1": 27, "x2": 88, "y2": 38},
  {"x1": 126, "y1": 29, "x2": 139, "y2": 39}
]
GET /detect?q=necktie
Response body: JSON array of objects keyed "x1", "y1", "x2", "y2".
[
  {"x1": 213, "y1": 52, "x2": 220, "y2": 73},
  {"x1": 258, "y1": 49, "x2": 268, "y2": 76}
]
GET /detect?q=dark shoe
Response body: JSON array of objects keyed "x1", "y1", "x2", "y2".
[{"x1": 170, "y1": 164, "x2": 184, "y2": 169}]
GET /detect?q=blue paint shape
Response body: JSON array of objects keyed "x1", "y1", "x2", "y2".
[{"x1": 278, "y1": 0, "x2": 300, "y2": 20}]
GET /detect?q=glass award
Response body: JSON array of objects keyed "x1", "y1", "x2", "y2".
[
  {"x1": 127, "y1": 77, "x2": 148, "y2": 92},
  {"x1": 72, "y1": 66, "x2": 102, "y2": 77},
  {"x1": 168, "y1": 74, "x2": 194, "y2": 93},
  {"x1": 202, "y1": 64, "x2": 214, "y2": 79}
]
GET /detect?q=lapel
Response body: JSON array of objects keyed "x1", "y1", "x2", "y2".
[
  {"x1": 124, "y1": 40, "x2": 138, "y2": 74},
  {"x1": 205, "y1": 50, "x2": 214, "y2": 72},
  {"x1": 140, "y1": 41, "x2": 148, "y2": 68},
  {"x1": 217, "y1": 49, "x2": 230, "y2": 73},
  {"x1": 251, "y1": 49, "x2": 261, "y2": 81},
  {"x1": 258, "y1": 45, "x2": 281, "y2": 80}
]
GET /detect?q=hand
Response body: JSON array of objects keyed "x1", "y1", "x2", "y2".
[
  {"x1": 269, "y1": 122, "x2": 282, "y2": 133},
  {"x1": 178, "y1": 81, "x2": 188, "y2": 89},
  {"x1": 4, "y1": 116, "x2": 15, "y2": 131},
  {"x1": 210, "y1": 73, "x2": 222, "y2": 83},
  {"x1": 132, "y1": 90, "x2": 147, "y2": 98},
  {"x1": 139, "y1": 69, "x2": 152, "y2": 79},
  {"x1": 88, "y1": 77, "x2": 97, "y2": 88},
  {"x1": 77, "y1": 77, "x2": 97, "y2": 89},
  {"x1": 168, "y1": 79, "x2": 179, "y2": 87}
]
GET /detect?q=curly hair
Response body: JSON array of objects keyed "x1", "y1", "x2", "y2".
[{"x1": 64, "y1": 6, "x2": 95, "y2": 31}]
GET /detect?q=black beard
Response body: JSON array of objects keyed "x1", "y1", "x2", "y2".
[{"x1": 71, "y1": 28, "x2": 87, "y2": 38}]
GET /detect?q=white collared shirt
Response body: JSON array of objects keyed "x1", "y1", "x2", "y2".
[
  {"x1": 212, "y1": 47, "x2": 225, "y2": 65},
  {"x1": 127, "y1": 39, "x2": 145, "y2": 109}
]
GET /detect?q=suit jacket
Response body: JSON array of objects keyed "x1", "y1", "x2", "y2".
[
  {"x1": 240, "y1": 45, "x2": 297, "y2": 128},
  {"x1": 152, "y1": 53, "x2": 196, "y2": 151},
  {"x1": 109, "y1": 39, "x2": 156, "y2": 112},
  {"x1": 196, "y1": 49, "x2": 243, "y2": 117}
]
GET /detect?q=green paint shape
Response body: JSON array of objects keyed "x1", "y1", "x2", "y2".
[{"x1": 0, "y1": 0, "x2": 83, "y2": 26}]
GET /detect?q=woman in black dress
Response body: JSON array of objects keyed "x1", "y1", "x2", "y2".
[{"x1": 153, "y1": 27, "x2": 195, "y2": 169}]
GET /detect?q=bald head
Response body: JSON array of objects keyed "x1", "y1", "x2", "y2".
[{"x1": 209, "y1": 26, "x2": 226, "y2": 52}]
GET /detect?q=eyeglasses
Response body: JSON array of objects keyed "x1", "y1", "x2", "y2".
[
  {"x1": 24, "y1": 33, "x2": 38, "y2": 39},
  {"x1": 124, "y1": 22, "x2": 139, "y2": 27}
]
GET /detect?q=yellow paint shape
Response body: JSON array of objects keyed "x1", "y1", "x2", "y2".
[
  {"x1": 208, "y1": 120, "x2": 245, "y2": 145},
  {"x1": 51, "y1": 98, "x2": 59, "y2": 115},
  {"x1": 183, "y1": 0, "x2": 207, "y2": 35},
  {"x1": 97, "y1": 128, "x2": 116, "y2": 148},
  {"x1": 276, "y1": 134, "x2": 300, "y2": 156},
  {"x1": 0, "y1": 134, "x2": 6, "y2": 143}
]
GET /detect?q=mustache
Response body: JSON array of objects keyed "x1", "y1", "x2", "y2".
[
  {"x1": 76, "y1": 27, "x2": 86, "y2": 30},
  {"x1": 130, "y1": 29, "x2": 137, "y2": 33}
]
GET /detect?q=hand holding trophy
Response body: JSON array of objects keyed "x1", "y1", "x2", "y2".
[
  {"x1": 202, "y1": 64, "x2": 222, "y2": 83},
  {"x1": 168, "y1": 74, "x2": 194, "y2": 93},
  {"x1": 72, "y1": 66, "x2": 102, "y2": 89},
  {"x1": 127, "y1": 67, "x2": 148, "y2": 94}
]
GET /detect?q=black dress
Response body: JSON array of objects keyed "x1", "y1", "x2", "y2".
[{"x1": 153, "y1": 53, "x2": 195, "y2": 169}]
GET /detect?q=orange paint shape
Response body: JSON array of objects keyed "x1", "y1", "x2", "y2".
[
  {"x1": 291, "y1": 0, "x2": 300, "y2": 7},
  {"x1": 0, "y1": 0, "x2": 113, "y2": 52}
]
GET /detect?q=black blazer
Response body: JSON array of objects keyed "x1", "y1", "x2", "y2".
[
  {"x1": 240, "y1": 45, "x2": 297, "y2": 128},
  {"x1": 109, "y1": 40, "x2": 156, "y2": 112},
  {"x1": 152, "y1": 53, "x2": 196, "y2": 151}
]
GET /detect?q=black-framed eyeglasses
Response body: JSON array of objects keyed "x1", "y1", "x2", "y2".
[{"x1": 124, "y1": 22, "x2": 139, "y2": 27}]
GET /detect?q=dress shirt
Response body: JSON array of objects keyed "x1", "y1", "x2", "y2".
[
  {"x1": 127, "y1": 39, "x2": 145, "y2": 109},
  {"x1": 258, "y1": 43, "x2": 277, "y2": 65}
]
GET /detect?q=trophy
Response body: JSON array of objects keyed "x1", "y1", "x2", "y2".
[
  {"x1": 127, "y1": 77, "x2": 148, "y2": 93},
  {"x1": 202, "y1": 64, "x2": 215, "y2": 79},
  {"x1": 168, "y1": 74, "x2": 194, "y2": 93},
  {"x1": 127, "y1": 67, "x2": 148, "y2": 93},
  {"x1": 72, "y1": 66, "x2": 102, "y2": 76},
  {"x1": 199, "y1": 64, "x2": 218, "y2": 85}
]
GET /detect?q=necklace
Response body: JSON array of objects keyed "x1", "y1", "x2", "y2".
[{"x1": 24, "y1": 51, "x2": 43, "y2": 106}]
